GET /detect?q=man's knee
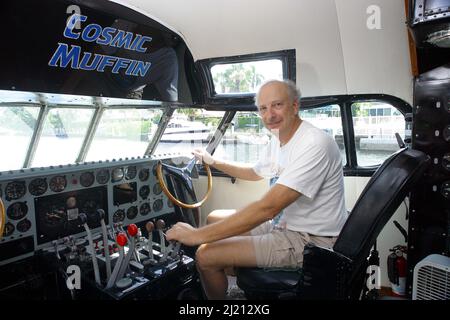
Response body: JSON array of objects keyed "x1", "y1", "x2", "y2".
[{"x1": 195, "y1": 243, "x2": 212, "y2": 270}]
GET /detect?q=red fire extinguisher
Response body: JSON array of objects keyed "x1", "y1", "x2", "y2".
[{"x1": 387, "y1": 245, "x2": 407, "y2": 296}]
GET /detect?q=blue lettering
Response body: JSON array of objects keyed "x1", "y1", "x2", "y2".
[
  {"x1": 97, "y1": 55, "x2": 118, "y2": 72},
  {"x1": 97, "y1": 27, "x2": 116, "y2": 45},
  {"x1": 64, "y1": 14, "x2": 87, "y2": 39},
  {"x1": 135, "y1": 36, "x2": 152, "y2": 53},
  {"x1": 132, "y1": 61, "x2": 151, "y2": 76},
  {"x1": 112, "y1": 58, "x2": 132, "y2": 73},
  {"x1": 125, "y1": 60, "x2": 138, "y2": 76},
  {"x1": 82, "y1": 24, "x2": 102, "y2": 42},
  {"x1": 79, "y1": 52, "x2": 102, "y2": 70},
  {"x1": 48, "y1": 43, "x2": 81, "y2": 69},
  {"x1": 110, "y1": 31, "x2": 134, "y2": 49}
]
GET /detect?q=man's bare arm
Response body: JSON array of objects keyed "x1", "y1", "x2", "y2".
[{"x1": 166, "y1": 184, "x2": 301, "y2": 245}]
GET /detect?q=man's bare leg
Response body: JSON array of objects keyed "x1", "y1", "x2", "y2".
[{"x1": 195, "y1": 236, "x2": 257, "y2": 300}]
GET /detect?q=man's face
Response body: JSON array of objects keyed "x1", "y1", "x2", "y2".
[{"x1": 257, "y1": 82, "x2": 299, "y2": 135}]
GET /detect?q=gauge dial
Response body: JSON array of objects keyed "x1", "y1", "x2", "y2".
[
  {"x1": 80, "y1": 172, "x2": 95, "y2": 187},
  {"x1": 96, "y1": 169, "x2": 110, "y2": 184},
  {"x1": 153, "y1": 182, "x2": 162, "y2": 195},
  {"x1": 7, "y1": 202, "x2": 28, "y2": 220},
  {"x1": 126, "y1": 206, "x2": 138, "y2": 220},
  {"x1": 153, "y1": 199, "x2": 163, "y2": 212},
  {"x1": 3, "y1": 222, "x2": 14, "y2": 237},
  {"x1": 29, "y1": 178, "x2": 48, "y2": 196},
  {"x1": 139, "y1": 168, "x2": 150, "y2": 182},
  {"x1": 444, "y1": 125, "x2": 450, "y2": 142},
  {"x1": 443, "y1": 153, "x2": 450, "y2": 171},
  {"x1": 112, "y1": 168, "x2": 124, "y2": 182},
  {"x1": 49, "y1": 175, "x2": 67, "y2": 192},
  {"x1": 17, "y1": 218, "x2": 32, "y2": 233},
  {"x1": 442, "y1": 181, "x2": 450, "y2": 199},
  {"x1": 167, "y1": 199, "x2": 174, "y2": 208},
  {"x1": 140, "y1": 202, "x2": 151, "y2": 216},
  {"x1": 125, "y1": 166, "x2": 137, "y2": 180},
  {"x1": 113, "y1": 209, "x2": 125, "y2": 223},
  {"x1": 5, "y1": 181, "x2": 26, "y2": 201},
  {"x1": 139, "y1": 185, "x2": 150, "y2": 199}
]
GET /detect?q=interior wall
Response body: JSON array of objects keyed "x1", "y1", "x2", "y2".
[{"x1": 116, "y1": 0, "x2": 413, "y2": 103}]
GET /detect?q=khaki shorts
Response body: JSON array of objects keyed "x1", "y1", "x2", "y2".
[{"x1": 250, "y1": 221, "x2": 337, "y2": 268}]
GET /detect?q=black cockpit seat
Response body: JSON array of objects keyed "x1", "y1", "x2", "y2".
[{"x1": 236, "y1": 148, "x2": 429, "y2": 299}]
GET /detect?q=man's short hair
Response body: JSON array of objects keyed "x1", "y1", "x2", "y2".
[{"x1": 254, "y1": 79, "x2": 301, "y2": 106}]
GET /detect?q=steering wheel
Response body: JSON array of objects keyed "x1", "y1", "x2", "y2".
[
  {"x1": 0, "y1": 197, "x2": 5, "y2": 240},
  {"x1": 156, "y1": 157, "x2": 212, "y2": 209}
]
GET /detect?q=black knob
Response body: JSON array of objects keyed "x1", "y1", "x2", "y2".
[
  {"x1": 97, "y1": 209, "x2": 106, "y2": 220},
  {"x1": 79, "y1": 213, "x2": 88, "y2": 224}
]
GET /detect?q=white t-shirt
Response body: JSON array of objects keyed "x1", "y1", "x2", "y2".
[{"x1": 253, "y1": 120, "x2": 347, "y2": 236}]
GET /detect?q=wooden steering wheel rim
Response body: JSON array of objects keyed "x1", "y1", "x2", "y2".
[{"x1": 156, "y1": 161, "x2": 212, "y2": 209}]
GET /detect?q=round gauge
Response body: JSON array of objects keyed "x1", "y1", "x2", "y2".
[
  {"x1": 442, "y1": 181, "x2": 450, "y2": 199},
  {"x1": 153, "y1": 182, "x2": 162, "y2": 195},
  {"x1": 140, "y1": 202, "x2": 151, "y2": 216},
  {"x1": 113, "y1": 209, "x2": 125, "y2": 223},
  {"x1": 167, "y1": 199, "x2": 174, "y2": 208},
  {"x1": 126, "y1": 206, "x2": 138, "y2": 220},
  {"x1": 444, "y1": 125, "x2": 450, "y2": 142},
  {"x1": 28, "y1": 178, "x2": 48, "y2": 196},
  {"x1": 49, "y1": 175, "x2": 67, "y2": 192},
  {"x1": 44, "y1": 208, "x2": 66, "y2": 227},
  {"x1": 80, "y1": 172, "x2": 95, "y2": 187},
  {"x1": 139, "y1": 168, "x2": 150, "y2": 182},
  {"x1": 442, "y1": 153, "x2": 450, "y2": 171},
  {"x1": 125, "y1": 166, "x2": 137, "y2": 180},
  {"x1": 7, "y1": 202, "x2": 28, "y2": 220},
  {"x1": 153, "y1": 199, "x2": 163, "y2": 212},
  {"x1": 96, "y1": 169, "x2": 110, "y2": 184},
  {"x1": 16, "y1": 218, "x2": 32, "y2": 233},
  {"x1": 5, "y1": 181, "x2": 26, "y2": 201},
  {"x1": 139, "y1": 185, "x2": 150, "y2": 199},
  {"x1": 112, "y1": 168, "x2": 124, "y2": 182},
  {"x1": 3, "y1": 222, "x2": 14, "y2": 237}
]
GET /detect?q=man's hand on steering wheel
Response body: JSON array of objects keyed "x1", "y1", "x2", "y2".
[{"x1": 192, "y1": 148, "x2": 216, "y2": 166}]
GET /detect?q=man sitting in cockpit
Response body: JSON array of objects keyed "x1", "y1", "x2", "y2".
[{"x1": 166, "y1": 79, "x2": 348, "y2": 299}]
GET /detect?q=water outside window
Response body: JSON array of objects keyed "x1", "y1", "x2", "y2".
[
  {"x1": 86, "y1": 108, "x2": 164, "y2": 162},
  {"x1": 0, "y1": 106, "x2": 40, "y2": 171}
]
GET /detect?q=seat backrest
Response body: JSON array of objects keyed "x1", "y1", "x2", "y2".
[{"x1": 333, "y1": 148, "x2": 429, "y2": 264}]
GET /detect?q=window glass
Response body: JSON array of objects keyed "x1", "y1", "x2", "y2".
[
  {"x1": 86, "y1": 108, "x2": 163, "y2": 161},
  {"x1": 214, "y1": 112, "x2": 271, "y2": 164},
  {"x1": 211, "y1": 59, "x2": 282, "y2": 95},
  {"x1": 154, "y1": 109, "x2": 223, "y2": 159},
  {"x1": 299, "y1": 105, "x2": 346, "y2": 165},
  {"x1": 32, "y1": 108, "x2": 94, "y2": 167},
  {"x1": 0, "y1": 106, "x2": 40, "y2": 171},
  {"x1": 351, "y1": 102, "x2": 405, "y2": 166}
]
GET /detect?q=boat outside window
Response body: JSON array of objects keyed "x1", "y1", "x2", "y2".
[{"x1": 154, "y1": 109, "x2": 224, "y2": 160}]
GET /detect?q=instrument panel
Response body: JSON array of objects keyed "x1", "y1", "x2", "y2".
[{"x1": 0, "y1": 156, "x2": 179, "y2": 265}]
